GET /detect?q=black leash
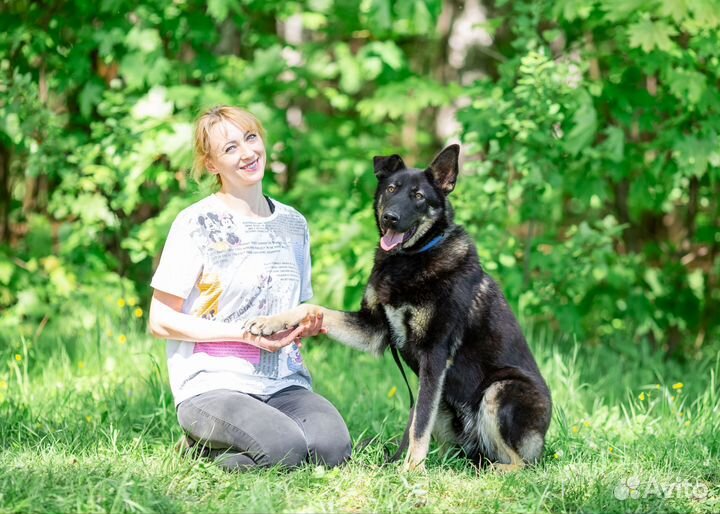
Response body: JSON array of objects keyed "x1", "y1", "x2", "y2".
[
  {"x1": 387, "y1": 344, "x2": 415, "y2": 462},
  {"x1": 390, "y1": 345, "x2": 415, "y2": 409}
]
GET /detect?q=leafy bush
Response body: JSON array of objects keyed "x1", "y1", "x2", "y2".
[{"x1": 0, "y1": 0, "x2": 717, "y2": 356}]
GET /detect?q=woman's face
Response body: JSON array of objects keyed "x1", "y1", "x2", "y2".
[{"x1": 206, "y1": 119, "x2": 266, "y2": 188}]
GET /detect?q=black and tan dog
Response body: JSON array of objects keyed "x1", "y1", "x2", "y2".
[{"x1": 245, "y1": 145, "x2": 552, "y2": 471}]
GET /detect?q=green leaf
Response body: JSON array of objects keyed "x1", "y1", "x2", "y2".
[
  {"x1": 207, "y1": 0, "x2": 240, "y2": 22},
  {"x1": 601, "y1": 0, "x2": 657, "y2": 22},
  {"x1": 564, "y1": 90, "x2": 597, "y2": 156},
  {"x1": 664, "y1": 67, "x2": 707, "y2": 105},
  {"x1": 78, "y1": 80, "x2": 105, "y2": 118},
  {"x1": 553, "y1": 0, "x2": 594, "y2": 21},
  {"x1": 600, "y1": 126, "x2": 625, "y2": 163},
  {"x1": 658, "y1": 0, "x2": 692, "y2": 23},
  {"x1": 627, "y1": 17, "x2": 678, "y2": 52}
]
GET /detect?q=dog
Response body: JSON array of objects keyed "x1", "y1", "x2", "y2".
[{"x1": 244, "y1": 144, "x2": 552, "y2": 472}]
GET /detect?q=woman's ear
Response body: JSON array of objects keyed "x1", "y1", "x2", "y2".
[{"x1": 205, "y1": 157, "x2": 218, "y2": 174}]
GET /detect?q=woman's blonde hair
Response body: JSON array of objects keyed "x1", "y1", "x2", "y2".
[{"x1": 191, "y1": 106, "x2": 267, "y2": 183}]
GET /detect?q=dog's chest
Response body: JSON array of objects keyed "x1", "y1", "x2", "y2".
[{"x1": 382, "y1": 303, "x2": 433, "y2": 348}]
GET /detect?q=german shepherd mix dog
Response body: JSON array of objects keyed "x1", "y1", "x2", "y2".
[{"x1": 245, "y1": 145, "x2": 552, "y2": 472}]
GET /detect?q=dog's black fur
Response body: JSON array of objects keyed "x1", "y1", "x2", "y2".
[{"x1": 246, "y1": 144, "x2": 552, "y2": 470}]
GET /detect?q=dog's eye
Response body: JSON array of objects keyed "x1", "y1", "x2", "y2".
[
  {"x1": 415, "y1": 192, "x2": 424, "y2": 200},
  {"x1": 387, "y1": 185, "x2": 396, "y2": 193}
]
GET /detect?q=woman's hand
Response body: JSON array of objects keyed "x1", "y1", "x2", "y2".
[
  {"x1": 297, "y1": 312, "x2": 327, "y2": 339},
  {"x1": 245, "y1": 325, "x2": 305, "y2": 352},
  {"x1": 244, "y1": 313, "x2": 326, "y2": 352}
]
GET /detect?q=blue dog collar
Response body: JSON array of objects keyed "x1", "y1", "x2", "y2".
[{"x1": 417, "y1": 233, "x2": 446, "y2": 253}]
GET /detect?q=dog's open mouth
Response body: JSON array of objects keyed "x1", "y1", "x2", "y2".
[{"x1": 380, "y1": 226, "x2": 417, "y2": 252}]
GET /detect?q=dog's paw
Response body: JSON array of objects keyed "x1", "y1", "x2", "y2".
[
  {"x1": 243, "y1": 316, "x2": 288, "y2": 336},
  {"x1": 401, "y1": 456, "x2": 427, "y2": 473},
  {"x1": 489, "y1": 462, "x2": 524, "y2": 474}
]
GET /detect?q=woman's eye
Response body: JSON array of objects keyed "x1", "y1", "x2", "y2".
[
  {"x1": 387, "y1": 185, "x2": 396, "y2": 193},
  {"x1": 225, "y1": 145, "x2": 236, "y2": 153},
  {"x1": 246, "y1": 133, "x2": 257, "y2": 141},
  {"x1": 415, "y1": 192, "x2": 424, "y2": 200}
]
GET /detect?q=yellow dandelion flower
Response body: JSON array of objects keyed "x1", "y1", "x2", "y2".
[
  {"x1": 86, "y1": 415, "x2": 92, "y2": 423},
  {"x1": 553, "y1": 453, "x2": 560, "y2": 459},
  {"x1": 639, "y1": 392, "x2": 646, "y2": 401},
  {"x1": 117, "y1": 298, "x2": 126, "y2": 308},
  {"x1": 106, "y1": 330, "x2": 113, "y2": 337},
  {"x1": 655, "y1": 384, "x2": 661, "y2": 389},
  {"x1": 583, "y1": 421, "x2": 591, "y2": 428},
  {"x1": 14, "y1": 354, "x2": 22, "y2": 362},
  {"x1": 78, "y1": 361, "x2": 85, "y2": 369},
  {"x1": 0, "y1": 379, "x2": 7, "y2": 389},
  {"x1": 608, "y1": 447, "x2": 614, "y2": 453},
  {"x1": 672, "y1": 382, "x2": 683, "y2": 390},
  {"x1": 118, "y1": 335, "x2": 127, "y2": 345},
  {"x1": 128, "y1": 298, "x2": 137, "y2": 307},
  {"x1": 387, "y1": 386, "x2": 397, "y2": 399},
  {"x1": 572, "y1": 425, "x2": 579, "y2": 434},
  {"x1": 134, "y1": 308, "x2": 143, "y2": 318}
]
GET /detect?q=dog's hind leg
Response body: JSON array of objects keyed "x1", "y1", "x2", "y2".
[{"x1": 476, "y1": 380, "x2": 551, "y2": 471}]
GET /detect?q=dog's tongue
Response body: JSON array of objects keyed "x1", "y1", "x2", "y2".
[{"x1": 381, "y1": 229, "x2": 405, "y2": 251}]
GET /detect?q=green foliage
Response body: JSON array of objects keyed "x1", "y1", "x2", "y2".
[
  {"x1": 0, "y1": 0, "x2": 718, "y2": 355},
  {"x1": 455, "y1": 0, "x2": 720, "y2": 352}
]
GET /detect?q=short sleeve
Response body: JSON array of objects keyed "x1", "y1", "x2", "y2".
[
  {"x1": 300, "y1": 224, "x2": 313, "y2": 302},
  {"x1": 151, "y1": 214, "x2": 204, "y2": 299}
]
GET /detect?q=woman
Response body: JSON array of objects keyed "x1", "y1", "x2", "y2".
[{"x1": 148, "y1": 106, "x2": 352, "y2": 471}]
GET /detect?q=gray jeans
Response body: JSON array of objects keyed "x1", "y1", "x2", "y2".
[{"x1": 176, "y1": 386, "x2": 352, "y2": 471}]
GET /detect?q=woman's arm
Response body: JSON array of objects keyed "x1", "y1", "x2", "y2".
[{"x1": 148, "y1": 289, "x2": 308, "y2": 352}]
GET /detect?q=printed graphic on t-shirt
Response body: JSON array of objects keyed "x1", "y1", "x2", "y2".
[
  {"x1": 197, "y1": 211, "x2": 242, "y2": 252},
  {"x1": 195, "y1": 273, "x2": 223, "y2": 319},
  {"x1": 287, "y1": 343, "x2": 304, "y2": 372}
]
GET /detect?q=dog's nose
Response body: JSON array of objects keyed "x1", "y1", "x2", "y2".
[{"x1": 382, "y1": 211, "x2": 400, "y2": 226}]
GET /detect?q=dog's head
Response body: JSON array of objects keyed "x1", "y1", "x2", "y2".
[{"x1": 373, "y1": 144, "x2": 459, "y2": 253}]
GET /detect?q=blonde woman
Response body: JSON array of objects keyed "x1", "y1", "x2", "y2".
[{"x1": 149, "y1": 106, "x2": 351, "y2": 470}]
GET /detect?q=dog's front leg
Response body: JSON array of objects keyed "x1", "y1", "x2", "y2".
[{"x1": 403, "y1": 346, "x2": 449, "y2": 472}]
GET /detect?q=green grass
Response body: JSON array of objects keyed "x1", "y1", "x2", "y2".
[{"x1": 1, "y1": 315, "x2": 719, "y2": 513}]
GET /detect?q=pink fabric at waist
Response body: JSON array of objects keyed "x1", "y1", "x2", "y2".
[{"x1": 193, "y1": 341, "x2": 261, "y2": 365}]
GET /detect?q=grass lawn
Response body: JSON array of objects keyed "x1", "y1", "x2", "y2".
[{"x1": 1, "y1": 315, "x2": 718, "y2": 513}]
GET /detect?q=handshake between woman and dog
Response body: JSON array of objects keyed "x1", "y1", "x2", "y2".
[{"x1": 244, "y1": 144, "x2": 552, "y2": 472}]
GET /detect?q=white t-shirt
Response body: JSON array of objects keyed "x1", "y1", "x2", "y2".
[{"x1": 151, "y1": 194, "x2": 313, "y2": 406}]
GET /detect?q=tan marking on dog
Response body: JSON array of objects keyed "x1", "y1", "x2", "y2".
[
  {"x1": 385, "y1": 304, "x2": 433, "y2": 347},
  {"x1": 410, "y1": 304, "x2": 433, "y2": 337},
  {"x1": 476, "y1": 381, "x2": 525, "y2": 468},
  {"x1": 384, "y1": 305, "x2": 408, "y2": 348},
  {"x1": 403, "y1": 369, "x2": 448, "y2": 472},
  {"x1": 518, "y1": 431, "x2": 544, "y2": 463},
  {"x1": 363, "y1": 285, "x2": 379, "y2": 310},
  {"x1": 403, "y1": 217, "x2": 435, "y2": 249}
]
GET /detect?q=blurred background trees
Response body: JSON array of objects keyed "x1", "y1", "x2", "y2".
[{"x1": 1, "y1": 0, "x2": 718, "y2": 358}]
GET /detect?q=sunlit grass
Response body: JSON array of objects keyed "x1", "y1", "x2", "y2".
[{"x1": 1, "y1": 312, "x2": 719, "y2": 513}]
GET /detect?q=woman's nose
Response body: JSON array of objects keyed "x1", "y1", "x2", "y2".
[{"x1": 238, "y1": 142, "x2": 254, "y2": 159}]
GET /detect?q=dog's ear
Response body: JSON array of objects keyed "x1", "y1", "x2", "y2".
[
  {"x1": 427, "y1": 144, "x2": 460, "y2": 195},
  {"x1": 373, "y1": 154, "x2": 406, "y2": 180}
]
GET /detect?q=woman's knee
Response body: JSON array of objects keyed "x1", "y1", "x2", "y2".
[
  {"x1": 306, "y1": 416, "x2": 352, "y2": 467},
  {"x1": 258, "y1": 429, "x2": 308, "y2": 468}
]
